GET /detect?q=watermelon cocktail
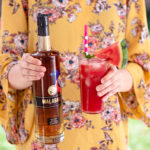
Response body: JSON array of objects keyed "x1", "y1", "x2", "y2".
[
  {"x1": 79, "y1": 57, "x2": 110, "y2": 113},
  {"x1": 81, "y1": 25, "x2": 128, "y2": 113},
  {"x1": 79, "y1": 39, "x2": 128, "y2": 113}
]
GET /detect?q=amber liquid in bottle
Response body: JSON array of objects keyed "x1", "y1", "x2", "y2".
[{"x1": 32, "y1": 14, "x2": 64, "y2": 144}]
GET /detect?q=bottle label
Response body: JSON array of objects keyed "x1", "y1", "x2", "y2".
[
  {"x1": 48, "y1": 85, "x2": 57, "y2": 96},
  {"x1": 35, "y1": 96, "x2": 61, "y2": 108},
  {"x1": 47, "y1": 117, "x2": 60, "y2": 125},
  {"x1": 49, "y1": 70, "x2": 61, "y2": 96}
]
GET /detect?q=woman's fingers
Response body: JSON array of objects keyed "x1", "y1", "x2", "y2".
[
  {"x1": 97, "y1": 80, "x2": 119, "y2": 97},
  {"x1": 96, "y1": 66, "x2": 117, "y2": 92},
  {"x1": 22, "y1": 68, "x2": 45, "y2": 77},
  {"x1": 18, "y1": 53, "x2": 47, "y2": 82},
  {"x1": 22, "y1": 53, "x2": 42, "y2": 65},
  {"x1": 21, "y1": 53, "x2": 46, "y2": 72},
  {"x1": 96, "y1": 79, "x2": 114, "y2": 92},
  {"x1": 19, "y1": 60, "x2": 46, "y2": 72},
  {"x1": 101, "y1": 66, "x2": 117, "y2": 83},
  {"x1": 24, "y1": 75, "x2": 42, "y2": 81},
  {"x1": 102, "y1": 86, "x2": 119, "y2": 102}
]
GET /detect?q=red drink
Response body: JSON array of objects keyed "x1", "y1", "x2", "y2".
[{"x1": 79, "y1": 58, "x2": 110, "y2": 113}]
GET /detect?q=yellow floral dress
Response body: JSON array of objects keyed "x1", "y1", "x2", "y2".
[{"x1": 0, "y1": 0, "x2": 150, "y2": 150}]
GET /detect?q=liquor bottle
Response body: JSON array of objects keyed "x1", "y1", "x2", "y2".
[{"x1": 32, "y1": 13, "x2": 64, "y2": 144}]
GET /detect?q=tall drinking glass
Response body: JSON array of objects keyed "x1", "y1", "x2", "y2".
[{"x1": 79, "y1": 57, "x2": 110, "y2": 113}]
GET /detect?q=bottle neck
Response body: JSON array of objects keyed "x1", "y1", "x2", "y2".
[{"x1": 38, "y1": 35, "x2": 51, "y2": 51}]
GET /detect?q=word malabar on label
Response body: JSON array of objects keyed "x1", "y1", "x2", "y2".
[{"x1": 35, "y1": 96, "x2": 61, "y2": 108}]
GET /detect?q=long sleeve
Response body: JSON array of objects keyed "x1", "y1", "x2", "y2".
[
  {"x1": 0, "y1": 0, "x2": 34, "y2": 144},
  {"x1": 119, "y1": 0, "x2": 150, "y2": 126}
]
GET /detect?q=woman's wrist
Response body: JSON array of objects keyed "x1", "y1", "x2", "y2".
[{"x1": 124, "y1": 69, "x2": 134, "y2": 92}]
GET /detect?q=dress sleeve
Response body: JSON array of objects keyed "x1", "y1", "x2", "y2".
[
  {"x1": 119, "y1": 0, "x2": 150, "y2": 126},
  {"x1": 0, "y1": 0, "x2": 33, "y2": 144}
]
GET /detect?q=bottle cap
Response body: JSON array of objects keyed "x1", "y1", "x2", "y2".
[
  {"x1": 37, "y1": 13, "x2": 49, "y2": 36},
  {"x1": 37, "y1": 13, "x2": 49, "y2": 27}
]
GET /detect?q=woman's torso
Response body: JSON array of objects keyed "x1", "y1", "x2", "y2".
[{"x1": 10, "y1": 0, "x2": 128, "y2": 149}]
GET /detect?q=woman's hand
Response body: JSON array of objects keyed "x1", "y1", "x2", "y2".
[
  {"x1": 8, "y1": 53, "x2": 46, "y2": 90},
  {"x1": 96, "y1": 66, "x2": 133, "y2": 102}
]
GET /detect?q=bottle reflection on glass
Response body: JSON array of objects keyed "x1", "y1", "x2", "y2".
[{"x1": 32, "y1": 13, "x2": 64, "y2": 144}]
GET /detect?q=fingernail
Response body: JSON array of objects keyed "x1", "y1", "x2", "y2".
[
  {"x1": 98, "y1": 93, "x2": 102, "y2": 97},
  {"x1": 96, "y1": 86, "x2": 99, "y2": 91},
  {"x1": 40, "y1": 72, "x2": 44, "y2": 77},
  {"x1": 42, "y1": 67, "x2": 46, "y2": 72},
  {"x1": 101, "y1": 79, "x2": 104, "y2": 83}
]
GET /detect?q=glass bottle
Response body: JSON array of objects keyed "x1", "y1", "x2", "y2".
[{"x1": 32, "y1": 13, "x2": 64, "y2": 144}]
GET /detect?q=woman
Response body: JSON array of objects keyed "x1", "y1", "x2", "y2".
[{"x1": 0, "y1": 0, "x2": 150, "y2": 149}]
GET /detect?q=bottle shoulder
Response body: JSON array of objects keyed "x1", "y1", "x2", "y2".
[{"x1": 32, "y1": 50, "x2": 60, "y2": 58}]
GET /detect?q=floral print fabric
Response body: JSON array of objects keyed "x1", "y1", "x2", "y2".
[{"x1": 0, "y1": 0, "x2": 150, "y2": 150}]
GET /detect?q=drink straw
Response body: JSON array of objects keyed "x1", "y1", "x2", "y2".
[{"x1": 84, "y1": 25, "x2": 88, "y2": 55}]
